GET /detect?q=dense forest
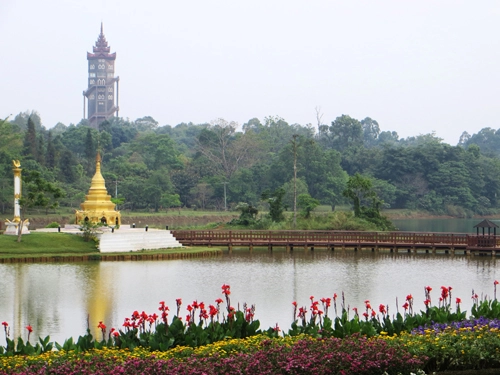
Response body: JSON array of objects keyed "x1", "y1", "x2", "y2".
[{"x1": 1, "y1": 110, "x2": 500, "y2": 219}]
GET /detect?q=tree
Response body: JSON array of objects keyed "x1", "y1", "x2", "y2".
[
  {"x1": 233, "y1": 202, "x2": 259, "y2": 225},
  {"x1": 160, "y1": 193, "x2": 181, "y2": 212},
  {"x1": 196, "y1": 118, "x2": 263, "y2": 179},
  {"x1": 84, "y1": 128, "x2": 95, "y2": 175},
  {"x1": 320, "y1": 115, "x2": 363, "y2": 151},
  {"x1": 17, "y1": 170, "x2": 64, "y2": 242},
  {"x1": 46, "y1": 131, "x2": 56, "y2": 168},
  {"x1": 261, "y1": 188, "x2": 286, "y2": 222},
  {"x1": 23, "y1": 116, "x2": 38, "y2": 160},
  {"x1": 343, "y1": 173, "x2": 376, "y2": 217},
  {"x1": 343, "y1": 173, "x2": 394, "y2": 230},
  {"x1": 361, "y1": 117, "x2": 380, "y2": 147},
  {"x1": 297, "y1": 193, "x2": 319, "y2": 218}
]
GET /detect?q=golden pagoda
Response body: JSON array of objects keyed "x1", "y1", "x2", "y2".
[{"x1": 75, "y1": 152, "x2": 121, "y2": 226}]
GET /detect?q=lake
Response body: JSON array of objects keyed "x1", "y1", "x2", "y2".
[{"x1": 0, "y1": 247, "x2": 498, "y2": 344}]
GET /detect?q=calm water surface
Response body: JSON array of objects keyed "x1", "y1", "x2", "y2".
[{"x1": 0, "y1": 249, "x2": 498, "y2": 343}]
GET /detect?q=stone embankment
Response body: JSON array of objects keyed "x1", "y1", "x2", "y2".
[{"x1": 0, "y1": 250, "x2": 222, "y2": 264}]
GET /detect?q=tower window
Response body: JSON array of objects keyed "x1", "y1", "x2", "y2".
[
  {"x1": 89, "y1": 94, "x2": 95, "y2": 99},
  {"x1": 108, "y1": 95, "x2": 113, "y2": 100},
  {"x1": 90, "y1": 64, "x2": 95, "y2": 69},
  {"x1": 90, "y1": 79, "x2": 95, "y2": 84},
  {"x1": 89, "y1": 73, "x2": 96, "y2": 77},
  {"x1": 108, "y1": 87, "x2": 113, "y2": 92},
  {"x1": 108, "y1": 64, "x2": 113, "y2": 69},
  {"x1": 98, "y1": 64, "x2": 105, "y2": 69}
]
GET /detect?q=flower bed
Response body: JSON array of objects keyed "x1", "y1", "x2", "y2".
[{"x1": 2, "y1": 283, "x2": 500, "y2": 374}]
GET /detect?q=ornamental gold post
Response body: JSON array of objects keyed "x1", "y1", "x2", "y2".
[
  {"x1": 12, "y1": 160, "x2": 22, "y2": 223},
  {"x1": 5, "y1": 160, "x2": 28, "y2": 235}
]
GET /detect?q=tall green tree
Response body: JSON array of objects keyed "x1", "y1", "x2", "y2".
[{"x1": 23, "y1": 116, "x2": 38, "y2": 160}]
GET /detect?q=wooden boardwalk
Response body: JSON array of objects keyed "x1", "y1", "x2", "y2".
[{"x1": 171, "y1": 230, "x2": 500, "y2": 256}]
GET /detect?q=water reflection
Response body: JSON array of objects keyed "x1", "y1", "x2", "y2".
[{"x1": 0, "y1": 249, "x2": 498, "y2": 343}]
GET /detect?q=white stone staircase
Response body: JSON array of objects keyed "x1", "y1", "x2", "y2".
[{"x1": 98, "y1": 229, "x2": 182, "y2": 253}]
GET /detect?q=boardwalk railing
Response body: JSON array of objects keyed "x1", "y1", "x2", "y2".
[{"x1": 171, "y1": 230, "x2": 489, "y2": 249}]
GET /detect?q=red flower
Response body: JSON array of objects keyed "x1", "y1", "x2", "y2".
[
  {"x1": 215, "y1": 298, "x2": 223, "y2": 304},
  {"x1": 406, "y1": 294, "x2": 413, "y2": 301},
  {"x1": 425, "y1": 286, "x2": 432, "y2": 292},
  {"x1": 333, "y1": 293, "x2": 338, "y2": 301},
  {"x1": 26, "y1": 325, "x2": 33, "y2": 333},
  {"x1": 112, "y1": 331, "x2": 119, "y2": 337},
  {"x1": 221, "y1": 284, "x2": 231, "y2": 296},
  {"x1": 176, "y1": 298, "x2": 182, "y2": 305},
  {"x1": 292, "y1": 301, "x2": 297, "y2": 307},
  {"x1": 424, "y1": 299, "x2": 431, "y2": 306},
  {"x1": 495, "y1": 280, "x2": 499, "y2": 285},
  {"x1": 1, "y1": 322, "x2": 7, "y2": 327},
  {"x1": 456, "y1": 297, "x2": 462, "y2": 304},
  {"x1": 362, "y1": 312, "x2": 369, "y2": 319},
  {"x1": 402, "y1": 302, "x2": 409, "y2": 310},
  {"x1": 371, "y1": 310, "x2": 376, "y2": 317},
  {"x1": 97, "y1": 321, "x2": 106, "y2": 330},
  {"x1": 309, "y1": 295, "x2": 314, "y2": 301},
  {"x1": 379, "y1": 304, "x2": 386, "y2": 314}
]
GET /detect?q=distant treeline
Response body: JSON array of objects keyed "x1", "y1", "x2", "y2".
[{"x1": 1, "y1": 110, "x2": 500, "y2": 217}]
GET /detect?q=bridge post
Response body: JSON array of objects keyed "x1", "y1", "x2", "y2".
[
  {"x1": 412, "y1": 247, "x2": 416, "y2": 254},
  {"x1": 268, "y1": 245, "x2": 272, "y2": 252},
  {"x1": 450, "y1": 247, "x2": 455, "y2": 255},
  {"x1": 492, "y1": 250, "x2": 496, "y2": 257},
  {"x1": 342, "y1": 244, "x2": 345, "y2": 252},
  {"x1": 304, "y1": 244, "x2": 308, "y2": 252},
  {"x1": 249, "y1": 244, "x2": 253, "y2": 252},
  {"x1": 310, "y1": 246, "x2": 314, "y2": 251},
  {"x1": 286, "y1": 245, "x2": 291, "y2": 253},
  {"x1": 432, "y1": 247, "x2": 436, "y2": 254},
  {"x1": 228, "y1": 244, "x2": 233, "y2": 253}
]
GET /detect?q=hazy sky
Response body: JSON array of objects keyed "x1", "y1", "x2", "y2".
[{"x1": 1, "y1": 1, "x2": 499, "y2": 145}]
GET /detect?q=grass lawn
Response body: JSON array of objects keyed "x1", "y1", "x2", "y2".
[
  {"x1": 0, "y1": 232, "x2": 222, "y2": 260},
  {"x1": 0, "y1": 232, "x2": 98, "y2": 258}
]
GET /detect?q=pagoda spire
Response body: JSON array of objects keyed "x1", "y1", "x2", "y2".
[{"x1": 93, "y1": 22, "x2": 111, "y2": 54}]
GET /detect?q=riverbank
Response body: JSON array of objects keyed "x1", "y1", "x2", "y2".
[{"x1": 0, "y1": 232, "x2": 222, "y2": 262}]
